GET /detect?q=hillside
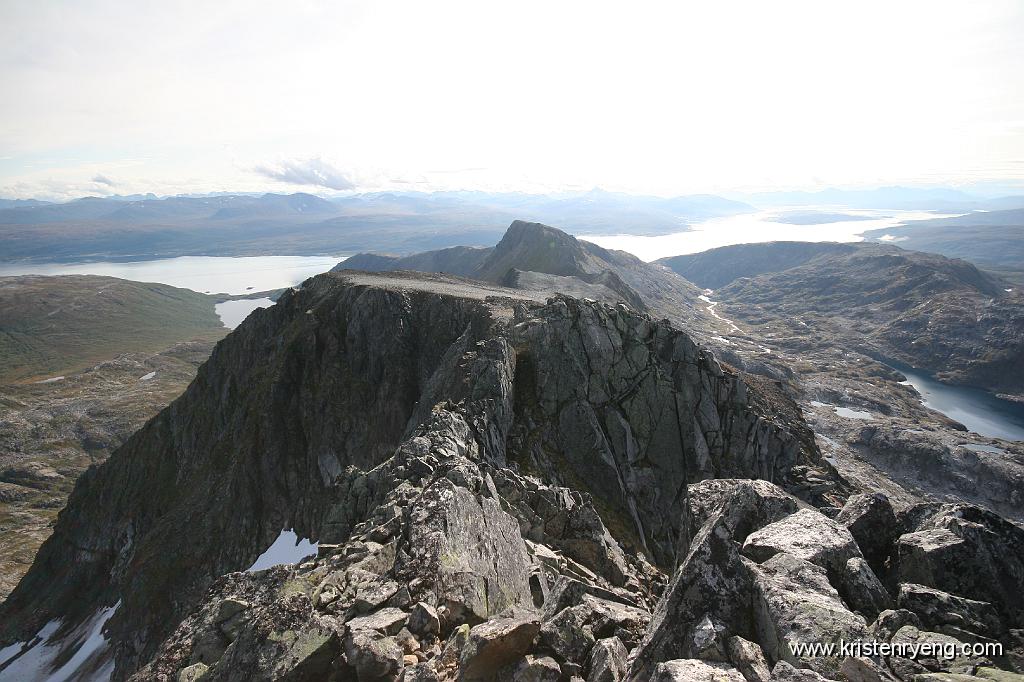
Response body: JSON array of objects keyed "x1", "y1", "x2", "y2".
[
  {"x1": 862, "y1": 208, "x2": 1024, "y2": 284},
  {"x1": 659, "y1": 241, "x2": 1024, "y2": 396},
  {"x1": 0, "y1": 275, "x2": 226, "y2": 383},
  {"x1": 656, "y1": 242, "x2": 861, "y2": 290}
]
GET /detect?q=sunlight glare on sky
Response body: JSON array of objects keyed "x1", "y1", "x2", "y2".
[{"x1": 1, "y1": 0, "x2": 1022, "y2": 199}]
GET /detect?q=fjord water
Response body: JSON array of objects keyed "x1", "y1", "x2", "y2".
[
  {"x1": 894, "y1": 363, "x2": 1024, "y2": 441},
  {"x1": 0, "y1": 255, "x2": 348, "y2": 329},
  {"x1": 0, "y1": 255, "x2": 346, "y2": 296},
  {"x1": 578, "y1": 208, "x2": 959, "y2": 261}
]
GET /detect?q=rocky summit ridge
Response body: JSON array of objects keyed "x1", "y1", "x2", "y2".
[{"x1": 0, "y1": 268, "x2": 1022, "y2": 681}]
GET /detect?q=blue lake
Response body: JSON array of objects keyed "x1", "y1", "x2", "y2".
[{"x1": 892, "y1": 362, "x2": 1024, "y2": 442}]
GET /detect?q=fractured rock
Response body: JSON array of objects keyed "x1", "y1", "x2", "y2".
[
  {"x1": 742, "y1": 508, "x2": 862, "y2": 577},
  {"x1": 588, "y1": 637, "x2": 629, "y2": 682}
]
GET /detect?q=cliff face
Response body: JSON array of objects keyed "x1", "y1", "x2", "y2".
[{"x1": 0, "y1": 271, "x2": 817, "y2": 679}]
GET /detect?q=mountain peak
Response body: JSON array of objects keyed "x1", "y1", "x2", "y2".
[{"x1": 475, "y1": 220, "x2": 591, "y2": 282}]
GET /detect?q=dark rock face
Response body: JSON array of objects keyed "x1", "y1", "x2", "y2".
[{"x1": 2, "y1": 270, "x2": 1022, "y2": 682}]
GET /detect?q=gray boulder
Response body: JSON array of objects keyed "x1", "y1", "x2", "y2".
[
  {"x1": 408, "y1": 602, "x2": 441, "y2": 637},
  {"x1": 750, "y1": 553, "x2": 868, "y2": 678},
  {"x1": 769, "y1": 661, "x2": 835, "y2": 681},
  {"x1": 836, "y1": 493, "x2": 898, "y2": 579},
  {"x1": 727, "y1": 635, "x2": 772, "y2": 682},
  {"x1": 651, "y1": 659, "x2": 747, "y2": 681},
  {"x1": 627, "y1": 504, "x2": 754, "y2": 680},
  {"x1": 742, "y1": 508, "x2": 862, "y2": 577},
  {"x1": 459, "y1": 610, "x2": 542, "y2": 680},
  {"x1": 344, "y1": 629, "x2": 404, "y2": 680},
  {"x1": 539, "y1": 605, "x2": 595, "y2": 664},
  {"x1": 840, "y1": 557, "x2": 893, "y2": 620},
  {"x1": 894, "y1": 504, "x2": 1024, "y2": 625},
  {"x1": 588, "y1": 637, "x2": 629, "y2": 682},
  {"x1": 897, "y1": 583, "x2": 1003, "y2": 638},
  {"x1": 869, "y1": 608, "x2": 922, "y2": 643},
  {"x1": 498, "y1": 654, "x2": 562, "y2": 681}
]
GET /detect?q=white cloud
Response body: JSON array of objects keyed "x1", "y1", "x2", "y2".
[
  {"x1": 252, "y1": 157, "x2": 355, "y2": 191},
  {"x1": 92, "y1": 173, "x2": 116, "y2": 186}
]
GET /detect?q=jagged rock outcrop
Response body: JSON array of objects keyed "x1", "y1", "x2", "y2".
[
  {"x1": 1, "y1": 270, "x2": 1022, "y2": 682},
  {"x1": 0, "y1": 271, "x2": 815, "y2": 680}
]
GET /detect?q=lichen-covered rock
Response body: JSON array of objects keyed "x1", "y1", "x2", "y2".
[
  {"x1": 894, "y1": 504, "x2": 1024, "y2": 626},
  {"x1": 869, "y1": 608, "x2": 923, "y2": 643},
  {"x1": 749, "y1": 553, "x2": 868, "y2": 678},
  {"x1": 497, "y1": 654, "x2": 562, "y2": 681},
  {"x1": 742, "y1": 508, "x2": 862, "y2": 577},
  {"x1": 686, "y1": 480, "x2": 800, "y2": 546},
  {"x1": 408, "y1": 602, "x2": 441, "y2": 637},
  {"x1": 344, "y1": 629, "x2": 404, "y2": 680},
  {"x1": 838, "y1": 656, "x2": 889, "y2": 682},
  {"x1": 768, "y1": 661, "x2": 834, "y2": 681},
  {"x1": 347, "y1": 608, "x2": 410, "y2": 636},
  {"x1": 889, "y1": 625, "x2": 994, "y2": 675},
  {"x1": 840, "y1": 557, "x2": 892, "y2": 620},
  {"x1": 539, "y1": 605, "x2": 595, "y2": 664},
  {"x1": 651, "y1": 659, "x2": 746, "y2": 681},
  {"x1": 897, "y1": 584, "x2": 1003, "y2": 639},
  {"x1": 627, "y1": 497, "x2": 755, "y2": 680},
  {"x1": 400, "y1": 663, "x2": 440, "y2": 681},
  {"x1": 177, "y1": 663, "x2": 209, "y2": 682}
]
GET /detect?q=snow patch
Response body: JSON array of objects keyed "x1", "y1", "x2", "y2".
[
  {"x1": 138, "y1": 372, "x2": 156, "y2": 381},
  {"x1": 698, "y1": 293, "x2": 740, "y2": 333},
  {"x1": 0, "y1": 601, "x2": 119, "y2": 681},
  {"x1": 34, "y1": 376, "x2": 65, "y2": 384}
]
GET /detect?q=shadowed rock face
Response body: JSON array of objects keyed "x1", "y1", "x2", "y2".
[{"x1": 0, "y1": 271, "x2": 815, "y2": 680}]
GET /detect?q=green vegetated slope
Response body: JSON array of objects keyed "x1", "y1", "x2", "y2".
[{"x1": 0, "y1": 274, "x2": 227, "y2": 382}]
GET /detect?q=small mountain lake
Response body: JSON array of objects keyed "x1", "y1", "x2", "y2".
[{"x1": 892, "y1": 362, "x2": 1024, "y2": 442}]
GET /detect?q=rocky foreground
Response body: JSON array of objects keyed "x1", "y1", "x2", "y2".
[{"x1": 0, "y1": 270, "x2": 1021, "y2": 681}]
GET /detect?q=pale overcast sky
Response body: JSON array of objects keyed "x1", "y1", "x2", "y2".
[{"x1": 1, "y1": 0, "x2": 1023, "y2": 199}]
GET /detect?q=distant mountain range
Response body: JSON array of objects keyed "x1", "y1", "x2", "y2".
[
  {"x1": 734, "y1": 185, "x2": 1024, "y2": 212},
  {"x1": 0, "y1": 190, "x2": 753, "y2": 261}
]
